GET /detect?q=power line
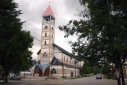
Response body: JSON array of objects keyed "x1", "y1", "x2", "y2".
[{"x1": 31, "y1": 36, "x2": 41, "y2": 42}]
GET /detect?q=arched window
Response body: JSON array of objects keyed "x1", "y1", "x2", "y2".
[
  {"x1": 45, "y1": 33, "x2": 47, "y2": 37},
  {"x1": 72, "y1": 60, "x2": 73, "y2": 64},
  {"x1": 45, "y1": 17, "x2": 50, "y2": 21},
  {"x1": 46, "y1": 18, "x2": 49, "y2": 21},
  {"x1": 52, "y1": 34, "x2": 53, "y2": 38},
  {"x1": 43, "y1": 52, "x2": 47, "y2": 57},
  {"x1": 64, "y1": 57, "x2": 65, "y2": 62},
  {"x1": 67, "y1": 58, "x2": 68, "y2": 62},
  {"x1": 51, "y1": 68, "x2": 56, "y2": 74},
  {"x1": 45, "y1": 26, "x2": 48, "y2": 29},
  {"x1": 70, "y1": 59, "x2": 71, "y2": 63},
  {"x1": 45, "y1": 41, "x2": 46, "y2": 45},
  {"x1": 52, "y1": 27, "x2": 53, "y2": 30}
]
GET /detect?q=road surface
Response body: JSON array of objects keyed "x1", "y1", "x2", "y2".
[{"x1": 0, "y1": 75, "x2": 126, "y2": 85}]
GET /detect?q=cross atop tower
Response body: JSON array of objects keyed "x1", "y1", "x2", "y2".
[{"x1": 48, "y1": 1, "x2": 51, "y2": 5}]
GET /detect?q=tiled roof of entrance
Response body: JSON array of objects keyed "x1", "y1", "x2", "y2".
[
  {"x1": 34, "y1": 64, "x2": 50, "y2": 71},
  {"x1": 50, "y1": 56, "x2": 63, "y2": 65},
  {"x1": 50, "y1": 56, "x2": 81, "y2": 69}
]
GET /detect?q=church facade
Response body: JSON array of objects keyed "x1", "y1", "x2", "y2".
[{"x1": 34, "y1": 5, "x2": 83, "y2": 77}]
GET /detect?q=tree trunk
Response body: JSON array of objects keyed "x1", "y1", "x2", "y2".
[
  {"x1": 4, "y1": 70, "x2": 9, "y2": 83},
  {"x1": 115, "y1": 59, "x2": 121, "y2": 85},
  {"x1": 4, "y1": 75, "x2": 8, "y2": 83},
  {"x1": 118, "y1": 57, "x2": 125, "y2": 85},
  {"x1": 116, "y1": 68, "x2": 121, "y2": 85}
]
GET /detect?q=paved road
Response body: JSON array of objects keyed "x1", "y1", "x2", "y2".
[{"x1": 0, "y1": 75, "x2": 127, "y2": 85}]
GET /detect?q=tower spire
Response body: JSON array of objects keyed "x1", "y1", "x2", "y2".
[
  {"x1": 42, "y1": 5, "x2": 55, "y2": 18},
  {"x1": 40, "y1": 5, "x2": 55, "y2": 66}
]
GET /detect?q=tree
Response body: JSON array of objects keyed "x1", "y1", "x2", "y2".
[
  {"x1": 0, "y1": 0, "x2": 33, "y2": 82},
  {"x1": 102, "y1": 64, "x2": 110, "y2": 78},
  {"x1": 82, "y1": 63, "x2": 91, "y2": 76},
  {"x1": 82, "y1": 61, "x2": 101, "y2": 76},
  {"x1": 59, "y1": 0, "x2": 127, "y2": 85}
]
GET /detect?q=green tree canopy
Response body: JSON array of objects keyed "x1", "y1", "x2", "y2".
[
  {"x1": 59, "y1": 0, "x2": 127, "y2": 85},
  {"x1": 0, "y1": 0, "x2": 33, "y2": 82}
]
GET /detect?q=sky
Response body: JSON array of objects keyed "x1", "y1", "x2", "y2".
[{"x1": 14, "y1": 0, "x2": 84, "y2": 60}]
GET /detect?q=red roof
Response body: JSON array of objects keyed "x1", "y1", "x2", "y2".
[{"x1": 42, "y1": 5, "x2": 55, "y2": 18}]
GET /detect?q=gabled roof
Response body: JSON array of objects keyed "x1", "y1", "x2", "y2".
[
  {"x1": 50, "y1": 56, "x2": 62, "y2": 65},
  {"x1": 37, "y1": 44, "x2": 71, "y2": 56},
  {"x1": 42, "y1": 5, "x2": 55, "y2": 18},
  {"x1": 53, "y1": 44, "x2": 72, "y2": 56},
  {"x1": 50, "y1": 56, "x2": 81, "y2": 69},
  {"x1": 64, "y1": 63, "x2": 81, "y2": 70},
  {"x1": 34, "y1": 64, "x2": 50, "y2": 71},
  {"x1": 37, "y1": 49, "x2": 41, "y2": 54}
]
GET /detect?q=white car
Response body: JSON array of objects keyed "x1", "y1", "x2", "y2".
[{"x1": 96, "y1": 73, "x2": 102, "y2": 79}]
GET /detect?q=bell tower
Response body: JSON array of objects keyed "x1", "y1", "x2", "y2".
[{"x1": 40, "y1": 5, "x2": 55, "y2": 65}]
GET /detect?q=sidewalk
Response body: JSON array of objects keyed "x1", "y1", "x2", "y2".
[
  {"x1": 21, "y1": 76, "x2": 64, "y2": 82},
  {"x1": 22, "y1": 76, "x2": 47, "y2": 80}
]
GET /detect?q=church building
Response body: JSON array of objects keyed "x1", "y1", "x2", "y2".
[{"x1": 34, "y1": 5, "x2": 83, "y2": 77}]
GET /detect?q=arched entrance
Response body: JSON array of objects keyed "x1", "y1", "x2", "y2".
[
  {"x1": 38, "y1": 69, "x2": 43, "y2": 76},
  {"x1": 34, "y1": 64, "x2": 50, "y2": 76},
  {"x1": 44, "y1": 68, "x2": 50, "y2": 76},
  {"x1": 34, "y1": 66, "x2": 43, "y2": 76}
]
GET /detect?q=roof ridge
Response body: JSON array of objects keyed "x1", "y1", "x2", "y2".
[{"x1": 53, "y1": 44, "x2": 72, "y2": 56}]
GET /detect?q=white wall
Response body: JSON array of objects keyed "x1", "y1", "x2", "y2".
[
  {"x1": 50, "y1": 65, "x2": 80, "y2": 77},
  {"x1": 41, "y1": 58, "x2": 49, "y2": 64},
  {"x1": 41, "y1": 49, "x2": 49, "y2": 53},
  {"x1": 54, "y1": 47, "x2": 62, "y2": 61},
  {"x1": 54, "y1": 47, "x2": 61, "y2": 52}
]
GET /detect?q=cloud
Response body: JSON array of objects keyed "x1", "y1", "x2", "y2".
[{"x1": 14, "y1": 0, "x2": 84, "y2": 60}]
